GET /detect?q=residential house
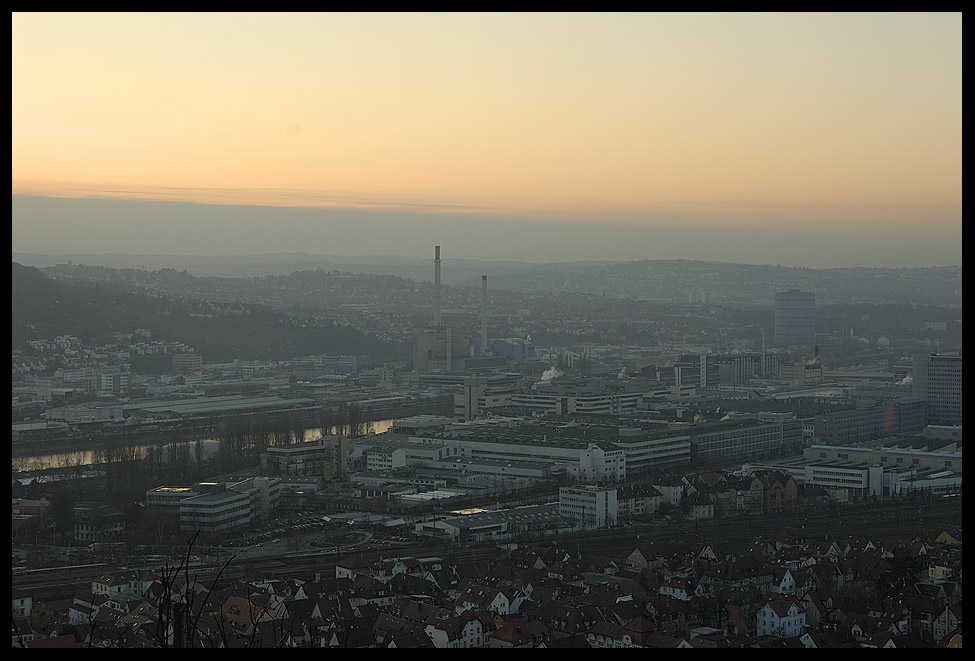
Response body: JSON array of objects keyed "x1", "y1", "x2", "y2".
[
  {"x1": 536, "y1": 633, "x2": 595, "y2": 648},
  {"x1": 25, "y1": 634, "x2": 86, "y2": 649},
  {"x1": 768, "y1": 567, "x2": 797, "y2": 596},
  {"x1": 220, "y1": 595, "x2": 263, "y2": 635},
  {"x1": 528, "y1": 601, "x2": 602, "y2": 638},
  {"x1": 750, "y1": 469, "x2": 799, "y2": 514},
  {"x1": 933, "y1": 528, "x2": 961, "y2": 547},
  {"x1": 790, "y1": 567, "x2": 817, "y2": 598},
  {"x1": 658, "y1": 577, "x2": 704, "y2": 601},
  {"x1": 348, "y1": 575, "x2": 396, "y2": 609},
  {"x1": 91, "y1": 570, "x2": 155, "y2": 599},
  {"x1": 697, "y1": 542, "x2": 722, "y2": 562},
  {"x1": 651, "y1": 476, "x2": 684, "y2": 507},
  {"x1": 868, "y1": 607, "x2": 911, "y2": 639},
  {"x1": 800, "y1": 590, "x2": 834, "y2": 630},
  {"x1": 641, "y1": 631, "x2": 693, "y2": 648},
  {"x1": 616, "y1": 615, "x2": 660, "y2": 647},
  {"x1": 756, "y1": 595, "x2": 807, "y2": 638},
  {"x1": 683, "y1": 492, "x2": 714, "y2": 521},
  {"x1": 425, "y1": 568, "x2": 461, "y2": 599},
  {"x1": 12, "y1": 617, "x2": 35, "y2": 647},
  {"x1": 454, "y1": 581, "x2": 528, "y2": 616},
  {"x1": 933, "y1": 603, "x2": 961, "y2": 641},
  {"x1": 625, "y1": 547, "x2": 666, "y2": 572},
  {"x1": 69, "y1": 592, "x2": 115, "y2": 626},
  {"x1": 701, "y1": 556, "x2": 773, "y2": 593},
  {"x1": 424, "y1": 609, "x2": 494, "y2": 648},
  {"x1": 586, "y1": 620, "x2": 638, "y2": 648},
  {"x1": 936, "y1": 627, "x2": 962, "y2": 649},
  {"x1": 861, "y1": 631, "x2": 934, "y2": 649},
  {"x1": 545, "y1": 560, "x2": 585, "y2": 587},
  {"x1": 616, "y1": 483, "x2": 662, "y2": 520},
  {"x1": 723, "y1": 604, "x2": 749, "y2": 636},
  {"x1": 372, "y1": 612, "x2": 423, "y2": 646},
  {"x1": 744, "y1": 537, "x2": 779, "y2": 561},
  {"x1": 895, "y1": 592, "x2": 941, "y2": 637},
  {"x1": 386, "y1": 631, "x2": 437, "y2": 648},
  {"x1": 12, "y1": 589, "x2": 32, "y2": 619},
  {"x1": 71, "y1": 502, "x2": 124, "y2": 543},
  {"x1": 489, "y1": 617, "x2": 551, "y2": 648},
  {"x1": 710, "y1": 474, "x2": 764, "y2": 518},
  {"x1": 839, "y1": 611, "x2": 904, "y2": 642},
  {"x1": 387, "y1": 571, "x2": 439, "y2": 599}
]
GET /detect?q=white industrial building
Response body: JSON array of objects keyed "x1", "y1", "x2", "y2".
[
  {"x1": 559, "y1": 485, "x2": 619, "y2": 529},
  {"x1": 743, "y1": 437, "x2": 962, "y2": 499}
]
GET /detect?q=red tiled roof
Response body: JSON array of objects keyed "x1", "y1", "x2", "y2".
[{"x1": 26, "y1": 635, "x2": 85, "y2": 648}]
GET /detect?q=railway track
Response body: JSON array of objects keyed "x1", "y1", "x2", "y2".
[{"x1": 14, "y1": 498, "x2": 960, "y2": 600}]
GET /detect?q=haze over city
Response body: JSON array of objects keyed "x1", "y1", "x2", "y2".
[
  {"x1": 11, "y1": 12, "x2": 962, "y2": 651},
  {"x1": 12, "y1": 12, "x2": 962, "y2": 267}
]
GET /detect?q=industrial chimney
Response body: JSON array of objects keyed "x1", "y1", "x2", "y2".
[
  {"x1": 434, "y1": 245, "x2": 442, "y2": 326},
  {"x1": 761, "y1": 329, "x2": 767, "y2": 377},
  {"x1": 481, "y1": 275, "x2": 488, "y2": 354}
]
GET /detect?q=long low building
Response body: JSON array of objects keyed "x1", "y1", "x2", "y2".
[
  {"x1": 350, "y1": 415, "x2": 814, "y2": 488},
  {"x1": 408, "y1": 418, "x2": 692, "y2": 481},
  {"x1": 124, "y1": 394, "x2": 316, "y2": 419},
  {"x1": 413, "y1": 503, "x2": 560, "y2": 542},
  {"x1": 430, "y1": 456, "x2": 554, "y2": 480},
  {"x1": 690, "y1": 414, "x2": 804, "y2": 469},
  {"x1": 807, "y1": 441, "x2": 961, "y2": 473},
  {"x1": 743, "y1": 439, "x2": 962, "y2": 499}
]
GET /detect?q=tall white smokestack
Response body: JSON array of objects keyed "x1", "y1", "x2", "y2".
[
  {"x1": 434, "y1": 246, "x2": 442, "y2": 326},
  {"x1": 481, "y1": 275, "x2": 488, "y2": 354}
]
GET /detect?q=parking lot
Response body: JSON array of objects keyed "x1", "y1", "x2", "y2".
[{"x1": 214, "y1": 512, "x2": 401, "y2": 559}]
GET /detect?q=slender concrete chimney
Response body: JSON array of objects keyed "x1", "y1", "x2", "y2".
[
  {"x1": 434, "y1": 246, "x2": 442, "y2": 326},
  {"x1": 481, "y1": 275, "x2": 488, "y2": 354},
  {"x1": 761, "y1": 329, "x2": 767, "y2": 377}
]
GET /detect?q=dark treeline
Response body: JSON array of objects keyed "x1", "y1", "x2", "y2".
[
  {"x1": 217, "y1": 401, "x2": 363, "y2": 473},
  {"x1": 88, "y1": 403, "x2": 368, "y2": 493},
  {"x1": 13, "y1": 404, "x2": 370, "y2": 549}
]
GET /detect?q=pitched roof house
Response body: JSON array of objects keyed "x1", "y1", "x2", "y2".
[{"x1": 756, "y1": 595, "x2": 807, "y2": 638}]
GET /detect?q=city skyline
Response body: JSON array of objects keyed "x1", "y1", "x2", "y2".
[{"x1": 12, "y1": 12, "x2": 962, "y2": 267}]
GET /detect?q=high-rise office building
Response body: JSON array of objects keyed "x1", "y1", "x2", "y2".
[
  {"x1": 913, "y1": 353, "x2": 962, "y2": 425},
  {"x1": 774, "y1": 289, "x2": 816, "y2": 345}
]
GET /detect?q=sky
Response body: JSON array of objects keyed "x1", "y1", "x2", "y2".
[{"x1": 12, "y1": 12, "x2": 963, "y2": 267}]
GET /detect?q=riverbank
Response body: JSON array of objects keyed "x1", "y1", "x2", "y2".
[{"x1": 10, "y1": 405, "x2": 458, "y2": 472}]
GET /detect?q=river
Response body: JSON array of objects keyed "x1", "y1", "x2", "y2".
[{"x1": 11, "y1": 419, "x2": 398, "y2": 472}]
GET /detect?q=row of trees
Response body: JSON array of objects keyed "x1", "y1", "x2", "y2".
[
  {"x1": 15, "y1": 403, "x2": 375, "y2": 548},
  {"x1": 217, "y1": 403, "x2": 366, "y2": 473}
]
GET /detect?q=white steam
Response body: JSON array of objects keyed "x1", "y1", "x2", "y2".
[{"x1": 541, "y1": 365, "x2": 564, "y2": 381}]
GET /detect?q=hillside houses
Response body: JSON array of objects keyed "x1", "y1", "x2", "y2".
[{"x1": 13, "y1": 518, "x2": 962, "y2": 648}]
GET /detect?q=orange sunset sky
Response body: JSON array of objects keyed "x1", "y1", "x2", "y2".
[{"x1": 11, "y1": 12, "x2": 962, "y2": 266}]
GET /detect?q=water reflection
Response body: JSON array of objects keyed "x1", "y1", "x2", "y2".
[{"x1": 11, "y1": 419, "x2": 396, "y2": 472}]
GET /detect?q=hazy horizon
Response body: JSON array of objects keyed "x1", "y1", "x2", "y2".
[
  {"x1": 12, "y1": 13, "x2": 962, "y2": 269},
  {"x1": 10, "y1": 194, "x2": 962, "y2": 269}
]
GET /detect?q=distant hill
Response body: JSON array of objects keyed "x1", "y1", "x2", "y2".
[
  {"x1": 11, "y1": 262, "x2": 405, "y2": 362},
  {"x1": 11, "y1": 251, "x2": 538, "y2": 286},
  {"x1": 13, "y1": 252, "x2": 962, "y2": 306},
  {"x1": 12, "y1": 262, "x2": 154, "y2": 345},
  {"x1": 486, "y1": 259, "x2": 963, "y2": 306}
]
